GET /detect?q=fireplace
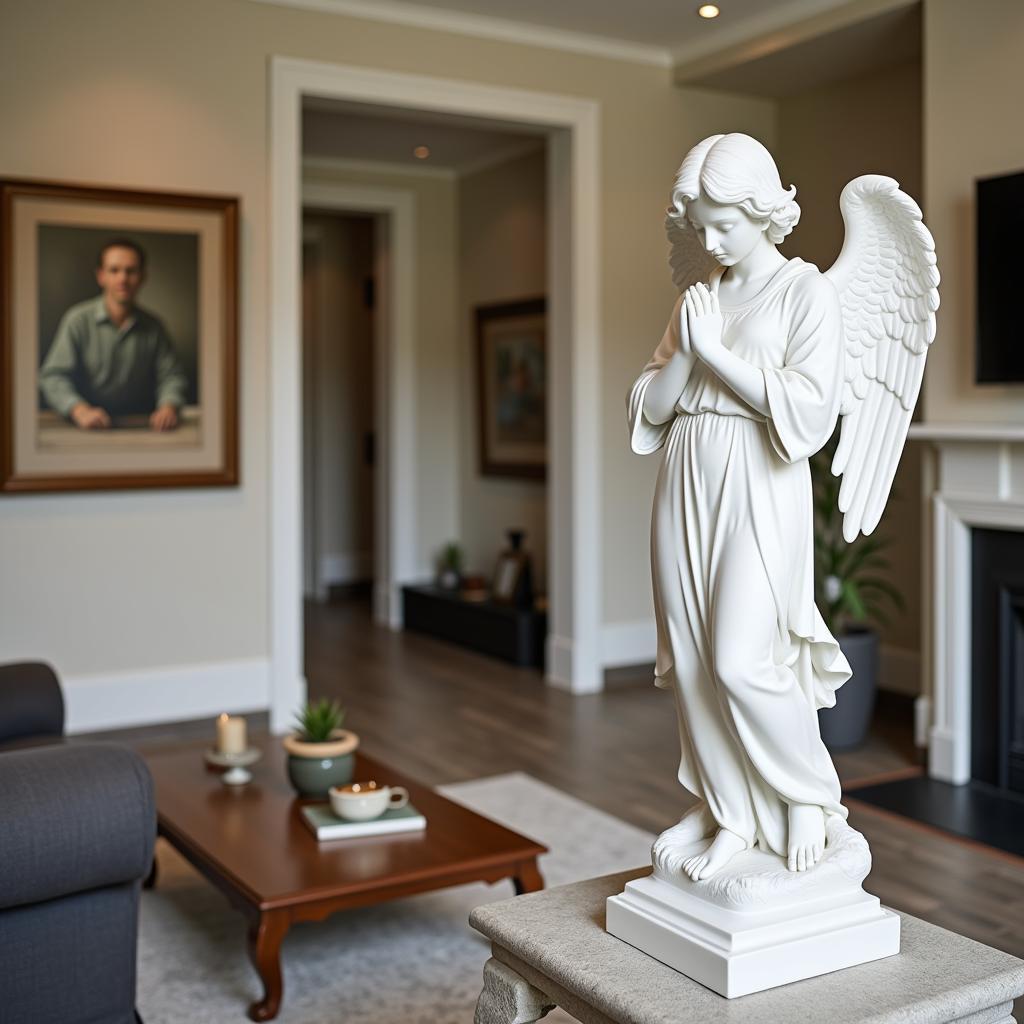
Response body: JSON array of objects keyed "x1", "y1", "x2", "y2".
[
  {"x1": 911, "y1": 423, "x2": 1024, "y2": 784},
  {"x1": 972, "y1": 528, "x2": 1024, "y2": 794}
]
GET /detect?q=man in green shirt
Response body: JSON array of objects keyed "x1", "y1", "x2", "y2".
[{"x1": 39, "y1": 239, "x2": 189, "y2": 431}]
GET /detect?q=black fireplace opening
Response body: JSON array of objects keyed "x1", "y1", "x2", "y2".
[
  {"x1": 972, "y1": 527, "x2": 1024, "y2": 794},
  {"x1": 844, "y1": 529, "x2": 1024, "y2": 857}
]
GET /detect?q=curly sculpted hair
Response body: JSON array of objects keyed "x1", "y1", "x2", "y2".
[{"x1": 668, "y1": 133, "x2": 800, "y2": 245}]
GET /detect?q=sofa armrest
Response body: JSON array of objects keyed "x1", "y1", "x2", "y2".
[
  {"x1": 0, "y1": 743, "x2": 155, "y2": 911},
  {"x1": 0, "y1": 661, "x2": 65, "y2": 744}
]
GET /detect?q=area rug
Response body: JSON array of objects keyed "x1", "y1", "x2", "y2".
[{"x1": 136, "y1": 773, "x2": 656, "y2": 1023}]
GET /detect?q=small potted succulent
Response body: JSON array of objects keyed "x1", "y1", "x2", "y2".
[
  {"x1": 437, "y1": 541, "x2": 463, "y2": 591},
  {"x1": 811, "y1": 439, "x2": 904, "y2": 750},
  {"x1": 283, "y1": 698, "x2": 359, "y2": 797}
]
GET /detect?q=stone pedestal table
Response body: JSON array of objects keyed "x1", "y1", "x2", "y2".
[{"x1": 470, "y1": 868, "x2": 1024, "y2": 1024}]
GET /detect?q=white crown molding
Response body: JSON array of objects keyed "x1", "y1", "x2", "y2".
[
  {"x1": 303, "y1": 154, "x2": 456, "y2": 181},
  {"x1": 249, "y1": 0, "x2": 673, "y2": 69}
]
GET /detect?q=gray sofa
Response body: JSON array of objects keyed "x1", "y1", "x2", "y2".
[{"x1": 0, "y1": 662, "x2": 155, "y2": 1024}]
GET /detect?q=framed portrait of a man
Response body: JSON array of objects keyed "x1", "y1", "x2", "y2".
[
  {"x1": 475, "y1": 298, "x2": 547, "y2": 480},
  {"x1": 1, "y1": 179, "x2": 238, "y2": 492}
]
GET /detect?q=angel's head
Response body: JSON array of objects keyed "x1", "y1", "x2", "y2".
[{"x1": 668, "y1": 134, "x2": 800, "y2": 266}]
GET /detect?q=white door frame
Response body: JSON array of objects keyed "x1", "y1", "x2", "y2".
[
  {"x1": 269, "y1": 57, "x2": 603, "y2": 731},
  {"x1": 301, "y1": 182, "x2": 417, "y2": 628}
]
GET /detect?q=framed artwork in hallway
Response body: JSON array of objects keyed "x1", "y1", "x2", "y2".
[
  {"x1": 0, "y1": 178, "x2": 239, "y2": 493},
  {"x1": 475, "y1": 298, "x2": 547, "y2": 480}
]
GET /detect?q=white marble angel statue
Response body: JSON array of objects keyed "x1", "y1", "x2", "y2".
[{"x1": 628, "y1": 133, "x2": 938, "y2": 882}]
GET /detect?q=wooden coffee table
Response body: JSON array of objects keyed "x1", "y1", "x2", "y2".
[{"x1": 144, "y1": 737, "x2": 547, "y2": 1021}]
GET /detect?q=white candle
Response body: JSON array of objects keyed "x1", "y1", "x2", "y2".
[{"x1": 216, "y1": 714, "x2": 247, "y2": 755}]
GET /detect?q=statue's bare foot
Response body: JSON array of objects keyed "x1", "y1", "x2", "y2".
[
  {"x1": 651, "y1": 803, "x2": 715, "y2": 875},
  {"x1": 682, "y1": 828, "x2": 747, "y2": 881},
  {"x1": 787, "y1": 803, "x2": 826, "y2": 872}
]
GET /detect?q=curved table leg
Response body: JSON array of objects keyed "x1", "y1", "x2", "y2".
[
  {"x1": 475, "y1": 957, "x2": 555, "y2": 1024},
  {"x1": 246, "y1": 909, "x2": 290, "y2": 1022},
  {"x1": 513, "y1": 859, "x2": 544, "y2": 895}
]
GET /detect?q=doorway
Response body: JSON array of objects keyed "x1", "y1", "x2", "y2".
[
  {"x1": 269, "y1": 58, "x2": 602, "y2": 732},
  {"x1": 302, "y1": 211, "x2": 376, "y2": 607}
]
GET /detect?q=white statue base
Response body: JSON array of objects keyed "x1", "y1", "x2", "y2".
[{"x1": 606, "y1": 818, "x2": 899, "y2": 998}]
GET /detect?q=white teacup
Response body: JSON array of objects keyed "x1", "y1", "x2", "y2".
[{"x1": 329, "y1": 780, "x2": 409, "y2": 822}]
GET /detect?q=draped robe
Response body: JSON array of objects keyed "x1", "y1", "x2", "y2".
[{"x1": 628, "y1": 258, "x2": 851, "y2": 856}]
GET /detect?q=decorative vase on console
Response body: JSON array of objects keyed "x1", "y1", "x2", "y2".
[
  {"x1": 493, "y1": 529, "x2": 534, "y2": 608},
  {"x1": 607, "y1": 132, "x2": 939, "y2": 997}
]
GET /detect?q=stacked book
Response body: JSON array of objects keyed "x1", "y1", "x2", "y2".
[{"x1": 301, "y1": 803, "x2": 427, "y2": 841}]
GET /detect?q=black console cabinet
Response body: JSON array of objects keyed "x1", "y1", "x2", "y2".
[{"x1": 402, "y1": 585, "x2": 546, "y2": 669}]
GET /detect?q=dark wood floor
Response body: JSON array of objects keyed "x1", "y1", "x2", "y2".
[
  {"x1": 90, "y1": 597, "x2": 1024, "y2": 1013},
  {"x1": 303, "y1": 599, "x2": 921, "y2": 828},
  {"x1": 302, "y1": 597, "x2": 1024, "y2": 1013}
]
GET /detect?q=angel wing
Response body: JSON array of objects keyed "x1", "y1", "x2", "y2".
[
  {"x1": 666, "y1": 211, "x2": 720, "y2": 294},
  {"x1": 825, "y1": 175, "x2": 939, "y2": 542}
]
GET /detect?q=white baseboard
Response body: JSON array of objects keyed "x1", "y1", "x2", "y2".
[
  {"x1": 547, "y1": 619, "x2": 656, "y2": 691},
  {"x1": 545, "y1": 634, "x2": 575, "y2": 690},
  {"x1": 928, "y1": 725, "x2": 967, "y2": 784},
  {"x1": 63, "y1": 657, "x2": 271, "y2": 734},
  {"x1": 601, "y1": 619, "x2": 656, "y2": 670},
  {"x1": 879, "y1": 645, "x2": 922, "y2": 696},
  {"x1": 321, "y1": 550, "x2": 373, "y2": 586}
]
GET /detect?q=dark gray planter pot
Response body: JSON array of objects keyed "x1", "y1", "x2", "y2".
[{"x1": 817, "y1": 628, "x2": 878, "y2": 751}]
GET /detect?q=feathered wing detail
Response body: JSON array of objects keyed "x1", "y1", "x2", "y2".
[
  {"x1": 666, "y1": 211, "x2": 719, "y2": 294},
  {"x1": 825, "y1": 175, "x2": 940, "y2": 542}
]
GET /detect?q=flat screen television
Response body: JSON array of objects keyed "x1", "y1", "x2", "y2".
[{"x1": 977, "y1": 169, "x2": 1024, "y2": 383}]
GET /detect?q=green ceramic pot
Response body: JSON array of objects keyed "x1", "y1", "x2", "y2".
[
  {"x1": 286, "y1": 752, "x2": 354, "y2": 797},
  {"x1": 282, "y1": 729, "x2": 359, "y2": 798}
]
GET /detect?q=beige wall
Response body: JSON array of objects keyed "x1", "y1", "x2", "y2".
[
  {"x1": 777, "y1": 61, "x2": 924, "y2": 672},
  {"x1": 923, "y1": 0, "x2": 1024, "y2": 425},
  {"x1": 0, "y1": 0, "x2": 774, "y2": 691},
  {"x1": 459, "y1": 148, "x2": 548, "y2": 589},
  {"x1": 302, "y1": 212, "x2": 375, "y2": 597}
]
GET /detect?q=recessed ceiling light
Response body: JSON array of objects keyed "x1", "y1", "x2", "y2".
[
  {"x1": 413, "y1": 145, "x2": 431, "y2": 159},
  {"x1": 697, "y1": 4, "x2": 720, "y2": 17}
]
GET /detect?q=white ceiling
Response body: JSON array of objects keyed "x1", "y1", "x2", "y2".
[
  {"x1": 262, "y1": 0, "x2": 885, "y2": 66},
  {"x1": 302, "y1": 100, "x2": 545, "y2": 175},
  {"x1": 297, "y1": 0, "x2": 922, "y2": 172},
  {"x1": 682, "y1": 2, "x2": 921, "y2": 96},
  {"x1": 386, "y1": 0, "x2": 855, "y2": 54}
]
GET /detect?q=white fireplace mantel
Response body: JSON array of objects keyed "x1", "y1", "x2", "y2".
[{"x1": 915, "y1": 423, "x2": 1024, "y2": 784}]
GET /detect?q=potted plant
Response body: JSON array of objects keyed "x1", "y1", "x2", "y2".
[
  {"x1": 283, "y1": 698, "x2": 359, "y2": 797},
  {"x1": 811, "y1": 439, "x2": 904, "y2": 750},
  {"x1": 437, "y1": 541, "x2": 463, "y2": 591}
]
